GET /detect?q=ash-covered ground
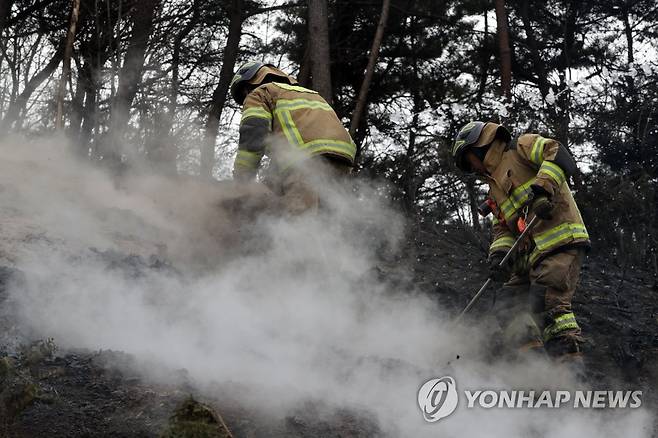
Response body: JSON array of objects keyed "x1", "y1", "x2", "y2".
[{"x1": 0, "y1": 139, "x2": 656, "y2": 437}]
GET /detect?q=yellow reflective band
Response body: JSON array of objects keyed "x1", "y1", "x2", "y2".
[
  {"x1": 530, "y1": 243, "x2": 584, "y2": 265},
  {"x1": 539, "y1": 161, "x2": 566, "y2": 186},
  {"x1": 531, "y1": 136, "x2": 548, "y2": 165},
  {"x1": 275, "y1": 99, "x2": 333, "y2": 112},
  {"x1": 533, "y1": 222, "x2": 589, "y2": 251},
  {"x1": 273, "y1": 82, "x2": 319, "y2": 94},
  {"x1": 301, "y1": 139, "x2": 356, "y2": 159},
  {"x1": 275, "y1": 109, "x2": 304, "y2": 146},
  {"x1": 555, "y1": 312, "x2": 577, "y2": 323},
  {"x1": 241, "y1": 107, "x2": 272, "y2": 122},
  {"x1": 490, "y1": 236, "x2": 515, "y2": 252},
  {"x1": 543, "y1": 313, "x2": 579, "y2": 342},
  {"x1": 499, "y1": 179, "x2": 535, "y2": 219},
  {"x1": 268, "y1": 96, "x2": 357, "y2": 167},
  {"x1": 234, "y1": 150, "x2": 262, "y2": 170},
  {"x1": 453, "y1": 139, "x2": 465, "y2": 155}
]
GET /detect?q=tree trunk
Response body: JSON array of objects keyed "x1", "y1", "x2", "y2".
[
  {"x1": 307, "y1": 0, "x2": 332, "y2": 103},
  {"x1": 401, "y1": 110, "x2": 419, "y2": 212},
  {"x1": 2, "y1": 40, "x2": 65, "y2": 131},
  {"x1": 69, "y1": 54, "x2": 85, "y2": 136},
  {"x1": 165, "y1": 0, "x2": 200, "y2": 134},
  {"x1": 105, "y1": 0, "x2": 160, "y2": 165},
  {"x1": 79, "y1": 61, "x2": 98, "y2": 151},
  {"x1": 465, "y1": 179, "x2": 481, "y2": 231},
  {"x1": 201, "y1": 0, "x2": 243, "y2": 179},
  {"x1": 145, "y1": 0, "x2": 201, "y2": 174},
  {"x1": 555, "y1": 2, "x2": 578, "y2": 148},
  {"x1": 78, "y1": 41, "x2": 106, "y2": 155},
  {"x1": 351, "y1": 19, "x2": 407, "y2": 159},
  {"x1": 517, "y1": 2, "x2": 551, "y2": 99},
  {"x1": 622, "y1": 5, "x2": 633, "y2": 64},
  {"x1": 494, "y1": 0, "x2": 512, "y2": 99},
  {"x1": 401, "y1": 87, "x2": 423, "y2": 212},
  {"x1": 297, "y1": 39, "x2": 312, "y2": 88},
  {"x1": 476, "y1": 9, "x2": 491, "y2": 102},
  {"x1": 55, "y1": 0, "x2": 81, "y2": 130},
  {"x1": 7, "y1": 38, "x2": 19, "y2": 106},
  {"x1": 77, "y1": 0, "x2": 126, "y2": 155},
  {"x1": 349, "y1": 0, "x2": 390, "y2": 138}
]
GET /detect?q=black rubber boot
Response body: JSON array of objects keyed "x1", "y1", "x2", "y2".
[{"x1": 545, "y1": 334, "x2": 587, "y2": 382}]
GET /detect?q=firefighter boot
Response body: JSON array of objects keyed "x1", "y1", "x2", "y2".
[{"x1": 545, "y1": 333, "x2": 587, "y2": 382}]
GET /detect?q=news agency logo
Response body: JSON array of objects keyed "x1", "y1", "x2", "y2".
[
  {"x1": 418, "y1": 376, "x2": 643, "y2": 423},
  {"x1": 417, "y1": 376, "x2": 459, "y2": 422}
]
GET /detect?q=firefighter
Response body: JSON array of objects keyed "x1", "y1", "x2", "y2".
[
  {"x1": 452, "y1": 121, "x2": 590, "y2": 365},
  {"x1": 229, "y1": 61, "x2": 356, "y2": 214}
]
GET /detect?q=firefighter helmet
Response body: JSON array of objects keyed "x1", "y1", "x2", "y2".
[
  {"x1": 452, "y1": 121, "x2": 511, "y2": 171},
  {"x1": 230, "y1": 61, "x2": 298, "y2": 105}
]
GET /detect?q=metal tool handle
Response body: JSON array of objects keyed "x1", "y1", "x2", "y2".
[
  {"x1": 497, "y1": 215, "x2": 539, "y2": 268},
  {"x1": 454, "y1": 216, "x2": 539, "y2": 324}
]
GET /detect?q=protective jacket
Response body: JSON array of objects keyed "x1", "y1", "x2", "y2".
[
  {"x1": 233, "y1": 82, "x2": 356, "y2": 179},
  {"x1": 485, "y1": 134, "x2": 590, "y2": 266}
]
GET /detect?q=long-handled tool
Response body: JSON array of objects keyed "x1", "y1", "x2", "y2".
[{"x1": 454, "y1": 215, "x2": 539, "y2": 324}]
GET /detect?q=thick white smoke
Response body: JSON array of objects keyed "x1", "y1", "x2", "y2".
[{"x1": 0, "y1": 136, "x2": 653, "y2": 437}]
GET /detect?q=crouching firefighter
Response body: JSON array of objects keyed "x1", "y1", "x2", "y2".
[
  {"x1": 452, "y1": 121, "x2": 590, "y2": 365},
  {"x1": 229, "y1": 61, "x2": 356, "y2": 214}
]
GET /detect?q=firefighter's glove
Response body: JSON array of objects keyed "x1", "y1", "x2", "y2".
[
  {"x1": 489, "y1": 252, "x2": 512, "y2": 282},
  {"x1": 530, "y1": 195, "x2": 554, "y2": 220}
]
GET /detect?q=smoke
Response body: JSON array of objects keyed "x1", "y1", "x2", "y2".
[{"x1": 0, "y1": 136, "x2": 653, "y2": 437}]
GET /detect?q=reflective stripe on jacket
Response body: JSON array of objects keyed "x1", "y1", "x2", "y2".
[
  {"x1": 233, "y1": 82, "x2": 356, "y2": 179},
  {"x1": 485, "y1": 134, "x2": 590, "y2": 266}
]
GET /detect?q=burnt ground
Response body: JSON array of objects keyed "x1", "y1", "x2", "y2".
[
  {"x1": 0, "y1": 223, "x2": 657, "y2": 437},
  {"x1": 411, "y1": 222, "x2": 658, "y2": 431}
]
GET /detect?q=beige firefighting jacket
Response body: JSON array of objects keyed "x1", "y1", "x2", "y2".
[
  {"x1": 233, "y1": 82, "x2": 356, "y2": 179},
  {"x1": 485, "y1": 134, "x2": 590, "y2": 266}
]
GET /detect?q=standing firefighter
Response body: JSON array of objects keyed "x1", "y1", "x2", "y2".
[
  {"x1": 452, "y1": 121, "x2": 590, "y2": 365},
  {"x1": 229, "y1": 61, "x2": 356, "y2": 214}
]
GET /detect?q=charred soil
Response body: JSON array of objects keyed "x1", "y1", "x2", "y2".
[{"x1": 0, "y1": 222, "x2": 657, "y2": 437}]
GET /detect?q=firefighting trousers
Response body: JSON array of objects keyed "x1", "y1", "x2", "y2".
[
  {"x1": 493, "y1": 248, "x2": 585, "y2": 357},
  {"x1": 277, "y1": 155, "x2": 352, "y2": 215}
]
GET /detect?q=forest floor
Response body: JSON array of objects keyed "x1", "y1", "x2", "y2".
[{"x1": 0, "y1": 219, "x2": 657, "y2": 437}]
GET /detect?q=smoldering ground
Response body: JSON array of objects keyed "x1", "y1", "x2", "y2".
[{"x1": 0, "y1": 136, "x2": 654, "y2": 437}]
